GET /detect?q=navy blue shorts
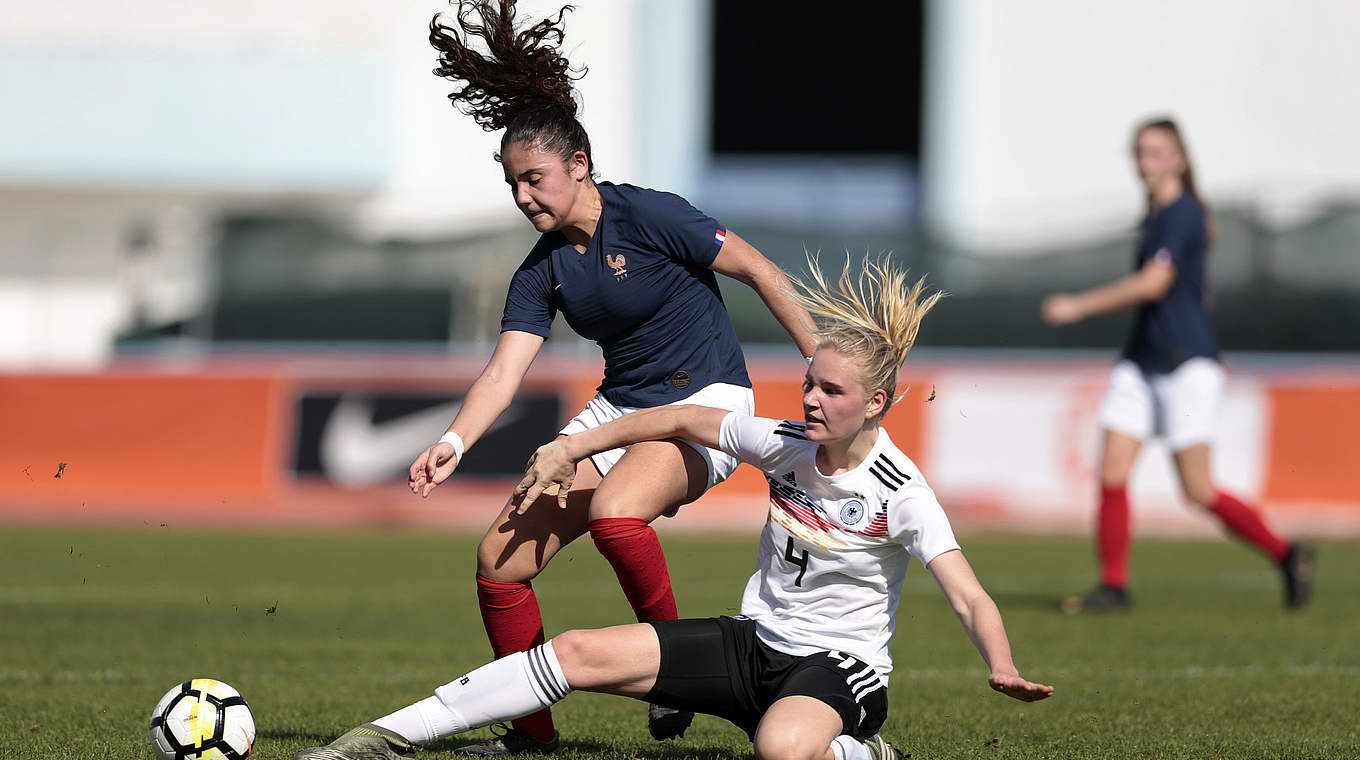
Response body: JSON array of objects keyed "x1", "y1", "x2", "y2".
[{"x1": 645, "y1": 616, "x2": 888, "y2": 740}]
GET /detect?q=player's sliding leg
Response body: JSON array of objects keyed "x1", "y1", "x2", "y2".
[
  {"x1": 752, "y1": 696, "x2": 905, "y2": 760},
  {"x1": 464, "y1": 458, "x2": 604, "y2": 754},
  {"x1": 292, "y1": 625, "x2": 662, "y2": 760},
  {"x1": 1064, "y1": 430, "x2": 1140, "y2": 614},
  {"x1": 1172, "y1": 444, "x2": 1315, "y2": 608},
  {"x1": 587, "y1": 440, "x2": 709, "y2": 741}
]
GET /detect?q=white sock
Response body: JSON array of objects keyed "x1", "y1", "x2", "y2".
[
  {"x1": 831, "y1": 735, "x2": 873, "y2": 760},
  {"x1": 373, "y1": 641, "x2": 571, "y2": 745},
  {"x1": 372, "y1": 696, "x2": 460, "y2": 745}
]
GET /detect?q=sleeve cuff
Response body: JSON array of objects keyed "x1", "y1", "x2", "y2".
[{"x1": 500, "y1": 323, "x2": 552, "y2": 339}]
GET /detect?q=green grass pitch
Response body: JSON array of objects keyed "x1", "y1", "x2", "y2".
[{"x1": 2, "y1": 526, "x2": 1356, "y2": 759}]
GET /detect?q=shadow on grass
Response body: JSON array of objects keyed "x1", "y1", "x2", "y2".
[
  {"x1": 422, "y1": 736, "x2": 746, "y2": 760},
  {"x1": 257, "y1": 728, "x2": 350, "y2": 743},
  {"x1": 260, "y1": 728, "x2": 745, "y2": 759},
  {"x1": 639, "y1": 745, "x2": 746, "y2": 760},
  {"x1": 987, "y1": 591, "x2": 1070, "y2": 612}
]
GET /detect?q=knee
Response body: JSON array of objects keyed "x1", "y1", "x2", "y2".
[
  {"x1": 1099, "y1": 458, "x2": 1132, "y2": 488},
  {"x1": 475, "y1": 535, "x2": 538, "y2": 583},
  {"x1": 1099, "y1": 445, "x2": 1139, "y2": 487},
  {"x1": 1099, "y1": 475, "x2": 1128, "y2": 493},
  {"x1": 587, "y1": 489, "x2": 630, "y2": 520},
  {"x1": 1177, "y1": 471, "x2": 1218, "y2": 508},
  {"x1": 1182, "y1": 483, "x2": 1218, "y2": 509},
  {"x1": 546, "y1": 629, "x2": 596, "y2": 676},
  {"x1": 474, "y1": 536, "x2": 504, "y2": 579},
  {"x1": 754, "y1": 734, "x2": 821, "y2": 760},
  {"x1": 589, "y1": 485, "x2": 675, "y2": 522}
]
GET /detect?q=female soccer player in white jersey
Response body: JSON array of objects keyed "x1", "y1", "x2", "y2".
[
  {"x1": 406, "y1": 2, "x2": 818, "y2": 750},
  {"x1": 296, "y1": 256, "x2": 1053, "y2": 760},
  {"x1": 1041, "y1": 117, "x2": 1314, "y2": 612}
]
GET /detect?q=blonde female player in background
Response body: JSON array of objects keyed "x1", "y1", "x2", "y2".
[
  {"x1": 1042, "y1": 117, "x2": 1314, "y2": 612},
  {"x1": 296, "y1": 255, "x2": 1053, "y2": 760}
]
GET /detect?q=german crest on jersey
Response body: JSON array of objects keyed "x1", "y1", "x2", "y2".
[{"x1": 840, "y1": 499, "x2": 865, "y2": 525}]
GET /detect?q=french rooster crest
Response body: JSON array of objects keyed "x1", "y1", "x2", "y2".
[{"x1": 606, "y1": 253, "x2": 627, "y2": 279}]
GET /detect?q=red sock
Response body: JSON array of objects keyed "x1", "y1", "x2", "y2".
[
  {"x1": 1206, "y1": 491, "x2": 1290, "y2": 562},
  {"x1": 588, "y1": 517, "x2": 678, "y2": 623},
  {"x1": 475, "y1": 575, "x2": 555, "y2": 741},
  {"x1": 1097, "y1": 484, "x2": 1131, "y2": 590}
]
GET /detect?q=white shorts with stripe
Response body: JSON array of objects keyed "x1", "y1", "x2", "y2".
[{"x1": 1096, "y1": 357, "x2": 1225, "y2": 451}]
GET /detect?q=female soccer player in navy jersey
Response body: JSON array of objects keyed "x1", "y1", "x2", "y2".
[
  {"x1": 404, "y1": 2, "x2": 818, "y2": 752},
  {"x1": 1041, "y1": 117, "x2": 1314, "y2": 613},
  {"x1": 296, "y1": 256, "x2": 1052, "y2": 760}
]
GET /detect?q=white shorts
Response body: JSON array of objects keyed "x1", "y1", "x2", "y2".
[
  {"x1": 1096, "y1": 358, "x2": 1225, "y2": 451},
  {"x1": 559, "y1": 382, "x2": 755, "y2": 492}
]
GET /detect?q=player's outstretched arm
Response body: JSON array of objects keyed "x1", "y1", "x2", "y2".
[
  {"x1": 709, "y1": 232, "x2": 820, "y2": 357},
  {"x1": 927, "y1": 549, "x2": 1055, "y2": 703},
  {"x1": 409, "y1": 330, "x2": 545, "y2": 497},
  {"x1": 514, "y1": 405, "x2": 730, "y2": 509},
  {"x1": 1041, "y1": 257, "x2": 1176, "y2": 326}
]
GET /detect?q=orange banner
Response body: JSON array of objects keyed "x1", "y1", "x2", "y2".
[
  {"x1": 1263, "y1": 385, "x2": 1360, "y2": 504},
  {"x1": 2, "y1": 356, "x2": 1357, "y2": 534},
  {"x1": 1, "y1": 373, "x2": 282, "y2": 513}
]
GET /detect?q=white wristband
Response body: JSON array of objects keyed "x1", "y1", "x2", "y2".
[{"x1": 438, "y1": 431, "x2": 466, "y2": 460}]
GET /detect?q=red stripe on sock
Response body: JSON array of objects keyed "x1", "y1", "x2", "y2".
[
  {"x1": 474, "y1": 575, "x2": 555, "y2": 741},
  {"x1": 1098, "y1": 484, "x2": 1130, "y2": 590},
  {"x1": 1207, "y1": 491, "x2": 1290, "y2": 562},
  {"x1": 588, "y1": 517, "x2": 678, "y2": 623}
]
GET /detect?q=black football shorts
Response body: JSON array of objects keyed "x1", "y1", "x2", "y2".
[{"x1": 645, "y1": 616, "x2": 888, "y2": 740}]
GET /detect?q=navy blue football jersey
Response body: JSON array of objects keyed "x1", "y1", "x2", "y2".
[
  {"x1": 1122, "y1": 192, "x2": 1220, "y2": 373},
  {"x1": 500, "y1": 181, "x2": 752, "y2": 407}
]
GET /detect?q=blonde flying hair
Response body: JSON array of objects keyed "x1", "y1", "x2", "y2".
[{"x1": 786, "y1": 253, "x2": 943, "y2": 416}]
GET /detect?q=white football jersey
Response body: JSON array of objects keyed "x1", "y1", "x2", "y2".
[{"x1": 718, "y1": 413, "x2": 960, "y2": 681}]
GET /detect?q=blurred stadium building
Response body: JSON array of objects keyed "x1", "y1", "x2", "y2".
[{"x1": 2, "y1": 1, "x2": 1358, "y2": 532}]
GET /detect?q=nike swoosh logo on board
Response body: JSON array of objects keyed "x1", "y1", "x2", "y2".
[{"x1": 318, "y1": 396, "x2": 525, "y2": 485}]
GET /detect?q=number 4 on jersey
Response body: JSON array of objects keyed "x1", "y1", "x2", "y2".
[{"x1": 783, "y1": 536, "x2": 809, "y2": 586}]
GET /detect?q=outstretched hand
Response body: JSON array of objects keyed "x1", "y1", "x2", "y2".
[
  {"x1": 512, "y1": 439, "x2": 579, "y2": 513},
  {"x1": 1040, "y1": 293, "x2": 1084, "y2": 326},
  {"x1": 409, "y1": 442, "x2": 459, "y2": 498},
  {"x1": 988, "y1": 671, "x2": 1054, "y2": 702}
]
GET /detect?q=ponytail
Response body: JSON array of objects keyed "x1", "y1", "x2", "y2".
[
  {"x1": 431, "y1": 1, "x2": 595, "y2": 173},
  {"x1": 786, "y1": 253, "x2": 943, "y2": 416}
]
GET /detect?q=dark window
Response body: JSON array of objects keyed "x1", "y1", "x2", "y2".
[{"x1": 710, "y1": 0, "x2": 924, "y2": 155}]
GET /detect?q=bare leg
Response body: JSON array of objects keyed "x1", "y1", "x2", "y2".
[
  {"x1": 476, "y1": 455, "x2": 604, "y2": 582},
  {"x1": 1100, "y1": 429, "x2": 1142, "y2": 487},
  {"x1": 1174, "y1": 443, "x2": 1290, "y2": 562},
  {"x1": 550, "y1": 624, "x2": 662, "y2": 697},
  {"x1": 590, "y1": 439, "x2": 709, "y2": 519},
  {"x1": 752, "y1": 697, "x2": 844, "y2": 760},
  {"x1": 1170, "y1": 443, "x2": 1217, "y2": 507}
]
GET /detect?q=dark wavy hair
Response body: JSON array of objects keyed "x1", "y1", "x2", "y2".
[
  {"x1": 430, "y1": 1, "x2": 595, "y2": 175},
  {"x1": 1135, "y1": 117, "x2": 1214, "y2": 244}
]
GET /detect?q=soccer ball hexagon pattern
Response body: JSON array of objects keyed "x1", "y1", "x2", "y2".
[{"x1": 149, "y1": 678, "x2": 255, "y2": 760}]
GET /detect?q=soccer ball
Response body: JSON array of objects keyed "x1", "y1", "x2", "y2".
[{"x1": 149, "y1": 678, "x2": 256, "y2": 760}]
